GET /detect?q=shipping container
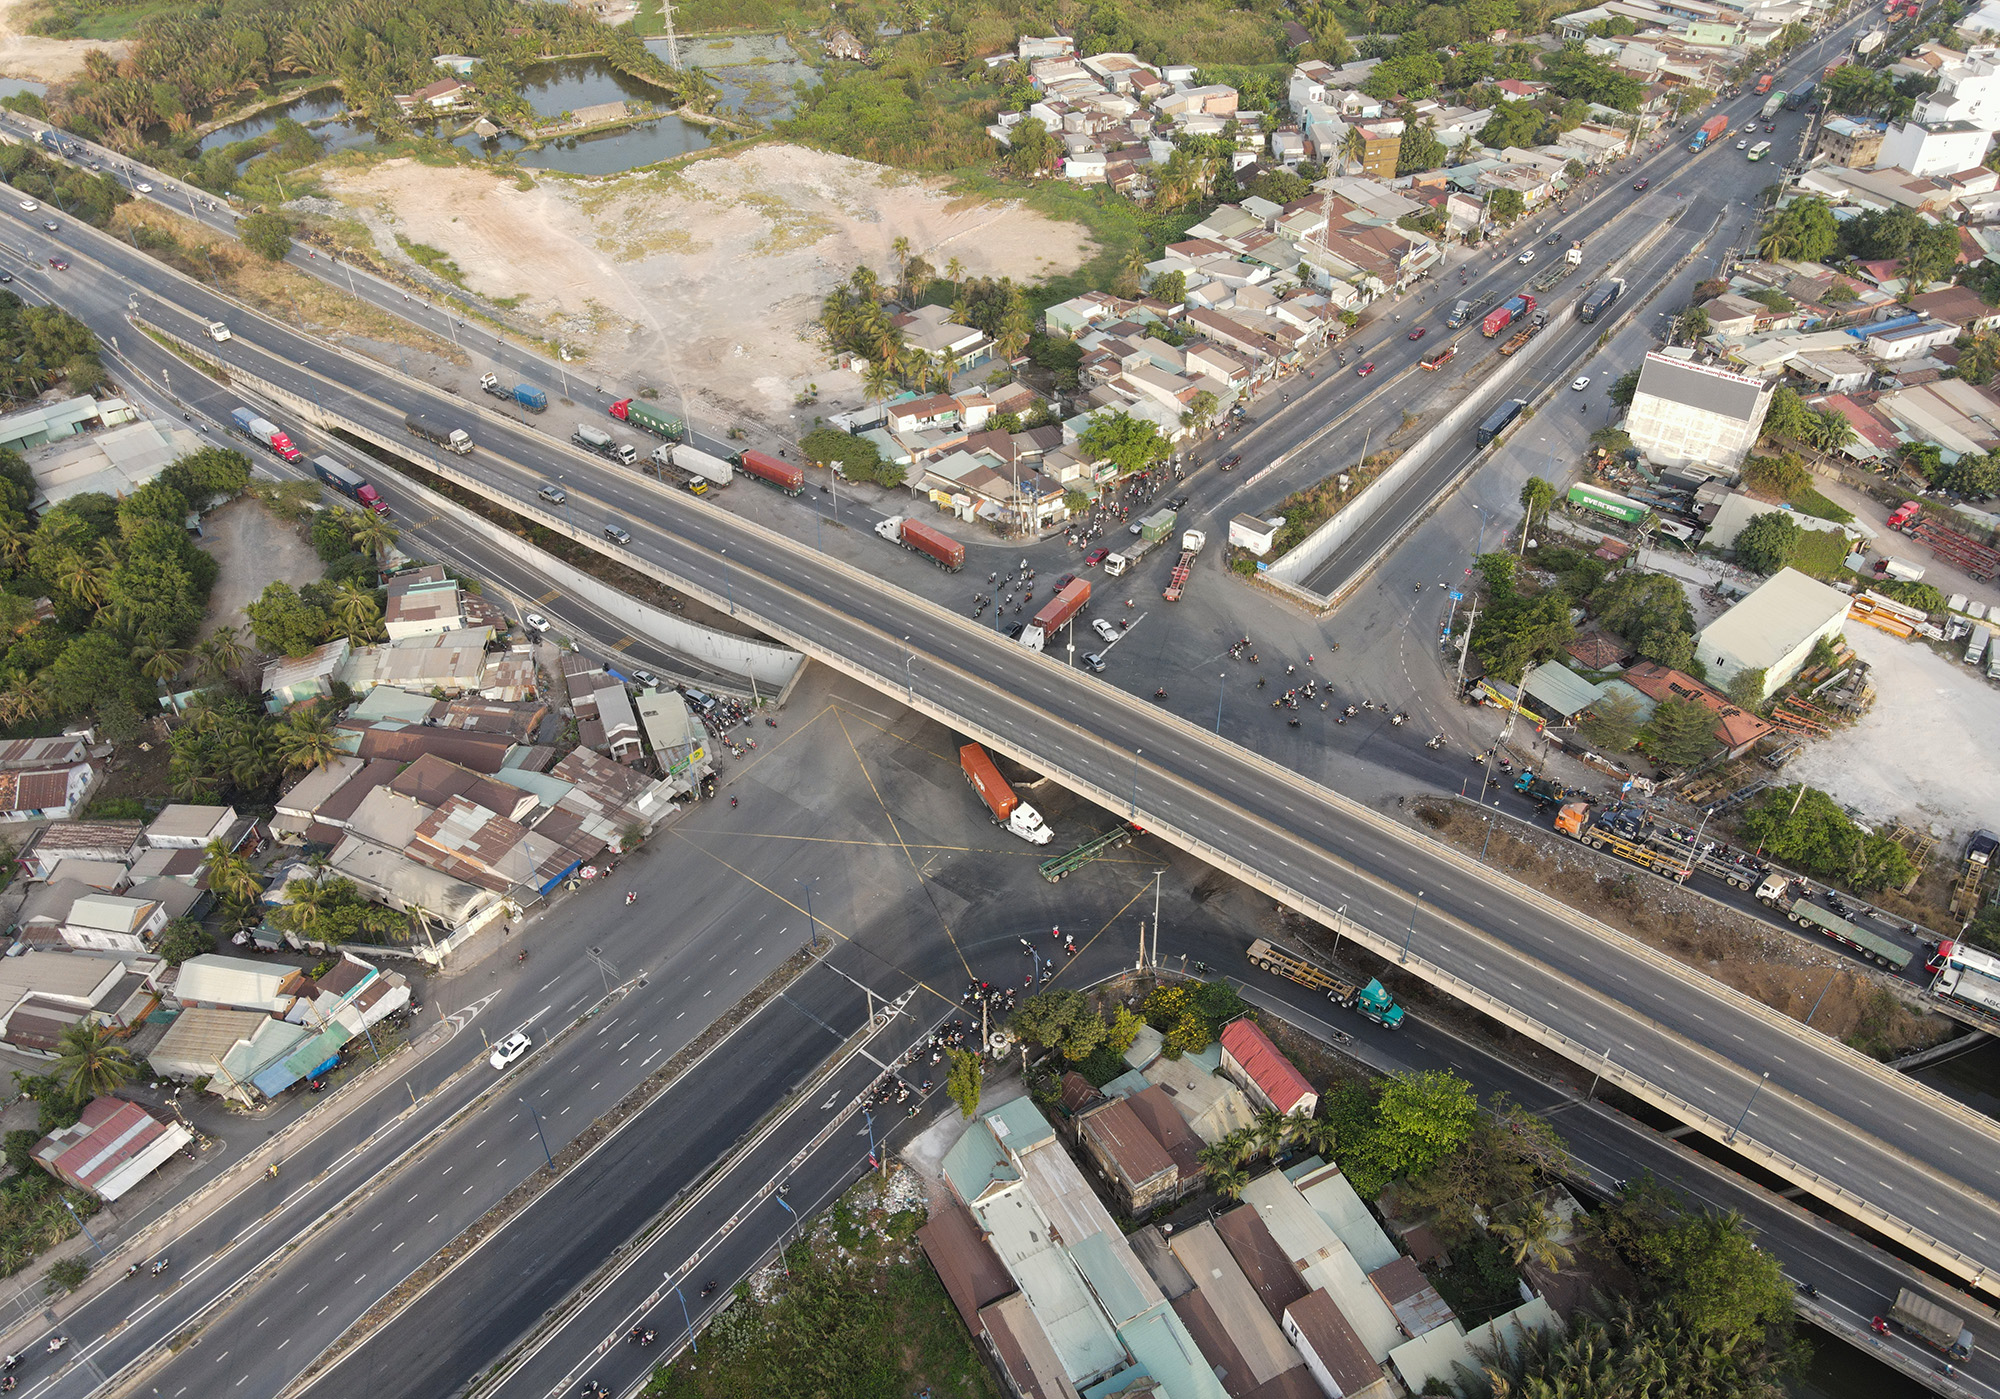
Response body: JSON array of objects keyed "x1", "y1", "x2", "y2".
[
  {"x1": 735, "y1": 448, "x2": 805, "y2": 495},
  {"x1": 1475, "y1": 399, "x2": 1527, "y2": 447},
  {"x1": 610, "y1": 397, "x2": 685, "y2": 441},
  {"x1": 1578, "y1": 281, "x2": 1621, "y2": 322},
  {"x1": 1567, "y1": 482, "x2": 1648, "y2": 525}
]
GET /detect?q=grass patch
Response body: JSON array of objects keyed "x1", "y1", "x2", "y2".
[
  {"x1": 644, "y1": 1168, "x2": 995, "y2": 1399},
  {"x1": 1788, "y1": 484, "x2": 1854, "y2": 523},
  {"x1": 631, "y1": 0, "x2": 666, "y2": 34},
  {"x1": 29, "y1": 0, "x2": 180, "y2": 39},
  {"x1": 394, "y1": 233, "x2": 468, "y2": 287}
]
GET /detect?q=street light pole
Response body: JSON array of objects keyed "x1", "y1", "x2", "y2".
[
  {"x1": 1725, "y1": 1071, "x2": 1770, "y2": 1144},
  {"x1": 721, "y1": 548, "x2": 734, "y2": 615},
  {"x1": 1129, "y1": 747, "x2": 1141, "y2": 819},
  {"x1": 521, "y1": 1096, "x2": 555, "y2": 1168},
  {"x1": 60, "y1": 1197, "x2": 107, "y2": 1259},
  {"x1": 903, "y1": 635, "x2": 914, "y2": 700},
  {"x1": 796, "y1": 878, "x2": 821, "y2": 952},
  {"x1": 1589, "y1": 1046, "x2": 1612, "y2": 1099},
  {"x1": 1215, "y1": 673, "x2": 1226, "y2": 734},
  {"x1": 1804, "y1": 971, "x2": 1837, "y2": 1026},
  {"x1": 1400, "y1": 891, "x2": 1425, "y2": 964},
  {"x1": 671, "y1": 1279, "x2": 698, "y2": 1354}
]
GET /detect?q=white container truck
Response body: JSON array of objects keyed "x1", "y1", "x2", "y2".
[{"x1": 672, "y1": 444, "x2": 734, "y2": 487}]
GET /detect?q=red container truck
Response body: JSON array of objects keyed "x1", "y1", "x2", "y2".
[
  {"x1": 1482, "y1": 294, "x2": 1534, "y2": 337},
  {"x1": 958, "y1": 743, "x2": 1051, "y2": 844},
  {"x1": 899, "y1": 517, "x2": 965, "y2": 571},
  {"x1": 1022, "y1": 579, "x2": 1089, "y2": 652},
  {"x1": 735, "y1": 448, "x2": 804, "y2": 495},
  {"x1": 1688, "y1": 114, "x2": 1729, "y2": 151}
]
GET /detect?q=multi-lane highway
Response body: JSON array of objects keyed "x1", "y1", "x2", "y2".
[{"x1": 38, "y1": 200, "x2": 2000, "y2": 1303}]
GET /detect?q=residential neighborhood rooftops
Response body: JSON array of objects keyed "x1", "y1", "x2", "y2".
[{"x1": 1219, "y1": 1018, "x2": 1315, "y2": 1114}]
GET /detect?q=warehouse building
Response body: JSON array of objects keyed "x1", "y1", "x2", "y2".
[
  {"x1": 1625, "y1": 352, "x2": 1774, "y2": 472},
  {"x1": 1695, "y1": 567, "x2": 1852, "y2": 702}
]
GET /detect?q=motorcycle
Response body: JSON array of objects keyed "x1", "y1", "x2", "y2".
[
  {"x1": 1153, "y1": 689, "x2": 1168, "y2": 701},
  {"x1": 625, "y1": 891, "x2": 637, "y2": 906}
]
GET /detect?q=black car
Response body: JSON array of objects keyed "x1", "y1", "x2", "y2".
[
  {"x1": 1008, "y1": 623, "x2": 1026, "y2": 640},
  {"x1": 1219, "y1": 453, "x2": 1242, "y2": 471}
]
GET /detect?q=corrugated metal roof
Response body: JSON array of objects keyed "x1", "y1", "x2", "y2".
[
  {"x1": 1070, "y1": 1231, "x2": 1157, "y2": 1326},
  {"x1": 1696, "y1": 566, "x2": 1852, "y2": 672},
  {"x1": 1367, "y1": 1256, "x2": 1455, "y2": 1336},
  {"x1": 1117, "y1": 1301, "x2": 1231, "y2": 1399},
  {"x1": 1285, "y1": 1288, "x2": 1382, "y2": 1395},
  {"x1": 987, "y1": 1095, "x2": 1058, "y2": 1152},
  {"x1": 1213, "y1": 1206, "x2": 1311, "y2": 1321},
  {"x1": 942, "y1": 1119, "x2": 1016, "y2": 1205},
  {"x1": 1078, "y1": 1098, "x2": 1175, "y2": 1192},
  {"x1": 1239, "y1": 1171, "x2": 1402, "y2": 1360},
  {"x1": 1295, "y1": 1163, "x2": 1399, "y2": 1273},
  {"x1": 1219, "y1": 1019, "x2": 1315, "y2": 1114},
  {"x1": 1169, "y1": 1222, "x2": 1301, "y2": 1385}
]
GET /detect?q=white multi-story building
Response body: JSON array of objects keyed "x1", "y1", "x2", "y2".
[
  {"x1": 1917, "y1": 48, "x2": 2000, "y2": 129},
  {"x1": 1878, "y1": 118, "x2": 1994, "y2": 175},
  {"x1": 1626, "y1": 352, "x2": 1774, "y2": 472}
]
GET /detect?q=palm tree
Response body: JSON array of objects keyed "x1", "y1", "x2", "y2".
[
  {"x1": 204, "y1": 838, "x2": 263, "y2": 903},
  {"x1": 350, "y1": 512, "x2": 399, "y2": 566},
  {"x1": 201, "y1": 625, "x2": 252, "y2": 685},
  {"x1": 935, "y1": 346, "x2": 962, "y2": 392},
  {"x1": 280, "y1": 876, "x2": 337, "y2": 934},
  {"x1": 1295, "y1": 1115, "x2": 1338, "y2": 1159},
  {"x1": 862, "y1": 360, "x2": 898, "y2": 407},
  {"x1": 1339, "y1": 126, "x2": 1367, "y2": 172},
  {"x1": 52, "y1": 1022, "x2": 138, "y2": 1104},
  {"x1": 333, "y1": 580, "x2": 381, "y2": 640},
  {"x1": 57, "y1": 554, "x2": 105, "y2": 609},
  {"x1": 890, "y1": 235, "x2": 912, "y2": 299},
  {"x1": 135, "y1": 638, "x2": 191, "y2": 688},
  {"x1": 1254, "y1": 1108, "x2": 1290, "y2": 1157},
  {"x1": 1494, "y1": 1201, "x2": 1576, "y2": 1273},
  {"x1": 278, "y1": 705, "x2": 344, "y2": 773},
  {"x1": 1210, "y1": 1162, "x2": 1251, "y2": 1200},
  {"x1": 945, "y1": 255, "x2": 965, "y2": 296}
]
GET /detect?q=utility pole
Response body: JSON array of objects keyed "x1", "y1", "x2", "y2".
[
  {"x1": 1454, "y1": 605, "x2": 1478, "y2": 695},
  {"x1": 661, "y1": 0, "x2": 682, "y2": 68},
  {"x1": 1151, "y1": 870, "x2": 1164, "y2": 969}
]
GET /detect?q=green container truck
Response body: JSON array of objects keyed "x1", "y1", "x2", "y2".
[
  {"x1": 610, "y1": 397, "x2": 684, "y2": 442},
  {"x1": 1567, "y1": 483, "x2": 1648, "y2": 526},
  {"x1": 1139, "y1": 509, "x2": 1177, "y2": 543}
]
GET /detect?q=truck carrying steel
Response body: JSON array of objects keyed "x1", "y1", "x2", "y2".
[
  {"x1": 1245, "y1": 939, "x2": 1404, "y2": 1027},
  {"x1": 1476, "y1": 399, "x2": 1527, "y2": 447},
  {"x1": 1555, "y1": 803, "x2": 1694, "y2": 881},
  {"x1": 1104, "y1": 531, "x2": 1168, "y2": 576},
  {"x1": 1755, "y1": 873, "x2": 1912, "y2": 970},
  {"x1": 609, "y1": 397, "x2": 684, "y2": 441},
  {"x1": 1023, "y1": 579, "x2": 1090, "y2": 651},
  {"x1": 958, "y1": 743, "x2": 1051, "y2": 844},
  {"x1": 404, "y1": 413, "x2": 474, "y2": 455},
  {"x1": 1162, "y1": 530, "x2": 1205, "y2": 602},
  {"x1": 1578, "y1": 281, "x2": 1622, "y2": 322},
  {"x1": 735, "y1": 448, "x2": 804, "y2": 495}
]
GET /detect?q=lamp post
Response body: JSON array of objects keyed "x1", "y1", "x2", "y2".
[
  {"x1": 1589, "y1": 1046, "x2": 1612, "y2": 1099},
  {"x1": 1725, "y1": 1071, "x2": 1770, "y2": 1145},
  {"x1": 1129, "y1": 747, "x2": 1142, "y2": 819},
  {"x1": 1215, "y1": 673, "x2": 1226, "y2": 734},
  {"x1": 902, "y1": 636, "x2": 914, "y2": 701},
  {"x1": 60, "y1": 1197, "x2": 106, "y2": 1259},
  {"x1": 1804, "y1": 971, "x2": 1838, "y2": 1027},
  {"x1": 1400, "y1": 891, "x2": 1425, "y2": 965},
  {"x1": 720, "y1": 548, "x2": 734, "y2": 615},
  {"x1": 1331, "y1": 904, "x2": 1348, "y2": 959},
  {"x1": 671, "y1": 1277, "x2": 698, "y2": 1354},
  {"x1": 796, "y1": 878, "x2": 820, "y2": 952},
  {"x1": 521, "y1": 1096, "x2": 555, "y2": 1168}
]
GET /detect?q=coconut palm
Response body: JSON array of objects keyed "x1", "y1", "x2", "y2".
[
  {"x1": 134, "y1": 638, "x2": 191, "y2": 687},
  {"x1": 200, "y1": 626, "x2": 252, "y2": 685},
  {"x1": 278, "y1": 704, "x2": 344, "y2": 773},
  {"x1": 1254, "y1": 1108, "x2": 1291, "y2": 1156},
  {"x1": 1295, "y1": 1115, "x2": 1339, "y2": 1159},
  {"x1": 333, "y1": 580, "x2": 382, "y2": 640},
  {"x1": 1494, "y1": 1201, "x2": 1575, "y2": 1274},
  {"x1": 891, "y1": 234, "x2": 912, "y2": 297},
  {"x1": 863, "y1": 359, "x2": 898, "y2": 406},
  {"x1": 945, "y1": 255, "x2": 965, "y2": 295},
  {"x1": 1210, "y1": 1162, "x2": 1251, "y2": 1201},
  {"x1": 52, "y1": 1022, "x2": 138, "y2": 1104},
  {"x1": 56, "y1": 554, "x2": 105, "y2": 609},
  {"x1": 935, "y1": 345, "x2": 962, "y2": 392},
  {"x1": 350, "y1": 512, "x2": 399, "y2": 566},
  {"x1": 204, "y1": 838, "x2": 263, "y2": 903}
]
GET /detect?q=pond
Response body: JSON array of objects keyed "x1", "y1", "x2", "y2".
[{"x1": 187, "y1": 44, "x2": 810, "y2": 177}]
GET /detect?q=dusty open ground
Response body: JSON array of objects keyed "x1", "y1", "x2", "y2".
[
  {"x1": 197, "y1": 496, "x2": 324, "y2": 645},
  {"x1": 0, "y1": 0, "x2": 126, "y2": 82},
  {"x1": 318, "y1": 144, "x2": 1096, "y2": 438},
  {"x1": 1789, "y1": 620, "x2": 2000, "y2": 846}
]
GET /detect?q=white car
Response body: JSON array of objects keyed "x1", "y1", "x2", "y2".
[
  {"x1": 1736, "y1": 140, "x2": 1749, "y2": 150},
  {"x1": 1517, "y1": 249, "x2": 1536, "y2": 265},
  {"x1": 489, "y1": 1031, "x2": 532, "y2": 1070},
  {"x1": 524, "y1": 612, "x2": 550, "y2": 632},
  {"x1": 630, "y1": 668, "x2": 661, "y2": 688},
  {"x1": 1572, "y1": 376, "x2": 1592, "y2": 391},
  {"x1": 135, "y1": 182, "x2": 152, "y2": 193},
  {"x1": 1091, "y1": 617, "x2": 1118, "y2": 643},
  {"x1": 16, "y1": 200, "x2": 34, "y2": 211}
]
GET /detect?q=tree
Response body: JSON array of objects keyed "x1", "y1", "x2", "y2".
[
  {"x1": 1590, "y1": 570, "x2": 1693, "y2": 645},
  {"x1": 239, "y1": 212, "x2": 294, "y2": 262},
  {"x1": 52, "y1": 1022, "x2": 136, "y2": 1104},
  {"x1": 1362, "y1": 1070, "x2": 1478, "y2": 1185},
  {"x1": 1581, "y1": 690, "x2": 1644, "y2": 752},
  {"x1": 277, "y1": 703, "x2": 344, "y2": 773},
  {"x1": 1742, "y1": 453, "x2": 1811, "y2": 498},
  {"x1": 1741, "y1": 785, "x2": 1916, "y2": 891},
  {"x1": 1495, "y1": 1201, "x2": 1576, "y2": 1273},
  {"x1": 1150, "y1": 270, "x2": 1186, "y2": 305},
  {"x1": 945, "y1": 1047, "x2": 982, "y2": 1119},
  {"x1": 1010, "y1": 989, "x2": 1107, "y2": 1060},
  {"x1": 1677, "y1": 303, "x2": 1711, "y2": 340},
  {"x1": 1756, "y1": 196, "x2": 1839, "y2": 263},
  {"x1": 156, "y1": 916, "x2": 215, "y2": 966},
  {"x1": 1957, "y1": 331, "x2": 2000, "y2": 386},
  {"x1": 1643, "y1": 696, "x2": 1720, "y2": 767},
  {"x1": 203, "y1": 838, "x2": 262, "y2": 903},
  {"x1": 1518, "y1": 475, "x2": 1556, "y2": 538},
  {"x1": 1933, "y1": 451, "x2": 2000, "y2": 498},
  {"x1": 1488, "y1": 187, "x2": 1525, "y2": 225},
  {"x1": 246, "y1": 582, "x2": 336, "y2": 657},
  {"x1": 1479, "y1": 99, "x2": 1544, "y2": 149},
  {"x1": 1078, "y1": 412, "x2": 1169, "y2": 476},
  {"x1": 1733, "y1": 511, "x2": 1801, "y2": 575},
  {"x1": 1629, "y1": 1207, "x2": 1794, "y2": 1339},
  {"x1": 1725, "y1": 667, "x2": 1769, "y2": 710},
  {"x1": 1607, "y1": 368, "x2": 1642, "y2": 408},
  {"x1": 1181, "y1": 390, "x2": 1219, "y2": 436},
  {"x1": 1209, "y1": 1162, "x2": 1250, "y2": 1200},
  {"x1": 1396, "y1": 119, "x2": 1445, "y2": 175},
  {"x1": 350, "y1": 511, "x2": 398, "y2": 565}
]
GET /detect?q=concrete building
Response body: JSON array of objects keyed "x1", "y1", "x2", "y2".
[
  {"x1": 144, "y1": 804, "x2": 241, "y2": 850},
  {"x1": 1695, "y1": 566, "x2": 1853, "y2": 701},
  {"x1": 1815, "y1": 116, "x2": 1890, "y2": 167},
  {"x1": 1283, "y1": 1289, "x2": 1392, "y2": 1399},
  {"x1": 1626, "y1": 352, "x2": 1774, "y2": 472},
  {"x1": 1074, "y1": 1095, "x2": 1180, "y2": 1215},
  {"x1": 1877, "y1": 118, "x2": 1993, "y2": 176},
  {"x1": 18, "y1": 821, "x2": 143, "y2": 881}
]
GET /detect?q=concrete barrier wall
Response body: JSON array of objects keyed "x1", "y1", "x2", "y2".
[{"x1": 1267, "y1": 346, "x2": 1542, "y2": 585}]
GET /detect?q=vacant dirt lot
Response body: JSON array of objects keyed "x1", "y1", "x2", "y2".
[
  {"x1": 198, "y1": 496, "x2": 324, "y2": 644},
  {"x1": 0, "y1": 0, "x2": 127, "y2": 82},
  {"x1": 318, "y1": 144, "x2": 1095, "y2": 435}
]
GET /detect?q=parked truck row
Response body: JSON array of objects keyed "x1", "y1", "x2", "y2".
[
  {"x1": 959, "y1": 742, "x2": 1051, "y2": 844},
  {"x1": 736, "y1": 448, "x2": 804, "y2": 495},
  {"x1": 1926, "y1": 938, "x2": 2000, "y2": 1020},
  {"x1": 1245, "y1": 938, "x2": 1405, "y2": 1028},
  {"x1": 1498, "y1": 311, "x2": 1548, "y2": 356}
]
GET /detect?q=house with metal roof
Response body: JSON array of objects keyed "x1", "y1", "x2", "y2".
[
  {"x1": 174, "y1": 953, "x2": 290, "y2": 1011},
  {"x1": 18, "y1": 821, "x2": 143, "y2": 880},
  {"x1": 60, "y1": 893, "x2": 167, "y2": 953},
  {"x1": 1168, "y1": 1222, "x2": 1308, "y2": 1392},
  {"x1": 1219, "y1": 1018, "x2": 1317, "y2": 1116},
  {"x1": 1239, "y1": 1168, "x2": 1403, "y2": 1360},
  {"x1": 31, "y1": 1097, "x2": 190, "y2": 1201},
  {"x1": 1283, "y1": 1289, "x2": 1392, "y2": 1399},
  {"x1": 1139, "y1": 1044, "x2": 1260, "y2": 1143},
  {"x1": 1073, "y1": 1096, "x2": 1179, "y2": 1215},
  {"x1": 261, "y1": 638, "x2": 352, "y2": 712},
  {"x1": 1386, "y1": 1296, "x2": 1559, "y2": 1394},
  {"x1": 144, "y1": 803, "x2": 242, "y2": 850},
  {"x1": 1294, "y1": 1159, "x2": 1399, "y2": 1273},
  {"x1": 148, "y1": 1007, "x2": 272, "y2": 1092},
  {"x1": 1626, "y1": 352, "x2": 1774, "y2": 472}
]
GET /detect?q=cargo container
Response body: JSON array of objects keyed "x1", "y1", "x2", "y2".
[
  {"x1": 1566, "y1": 482, "x2": 1648, "y2": 525},
  {"x1": 896, "y1": 517, "x2": 964, "y2": 571},
  {"x1": 609, "y1": 397, "x2": 684, "y2": 442},
  {"x1": 1927, "y1": 937, "x2": 2000, "y2": 1018},
  {"x1": 1784, "y1": 80, "x2": 1815, "y2": 110},
  {"x1": 1689, "y1": 114, "x2": 1730, "y2": 151},
  {"x1": 1475, "y1": 399, "x2": 1527, "y2": 447},
  {"x1": 959, "y1": 743, "x2": 1051, "y2": 844},
  {"x1": 1578, "y1": 281, "x2": 1622, "y2": 322},
  {"x1": 1482, "y1": 294, "x2": 1534, "y2": 337},
  {"x1": 404, "y1": 413, "x2": 474, "y2": 455},
  {"x1": 735, "y1": 448, "x2": 804, "y2": 495},
  {"x1": 229, "y1": 406, "x2": 257, "y2": 433},
  {"x1": 246, "y1": 416, "x2": 302, "y2": 463},
  {"x1": 1023, "y1": 579, "x2": 1090, "y2": 652},
  {"x1": 1139, "y1": 509, "x2": 1177, "y2": 543},
  {"x1": 312, "y1": 455, "x2": 390, "y2": 515},
  {"x1": 479, "y1": 374, "x2": 546, "y2": 412},
  {"x1": 671, "y1": 444, "x2": 733, "y2": 487},
  {"x1": 646, "y1": 446, "x2": 709, "y2": 495}
]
